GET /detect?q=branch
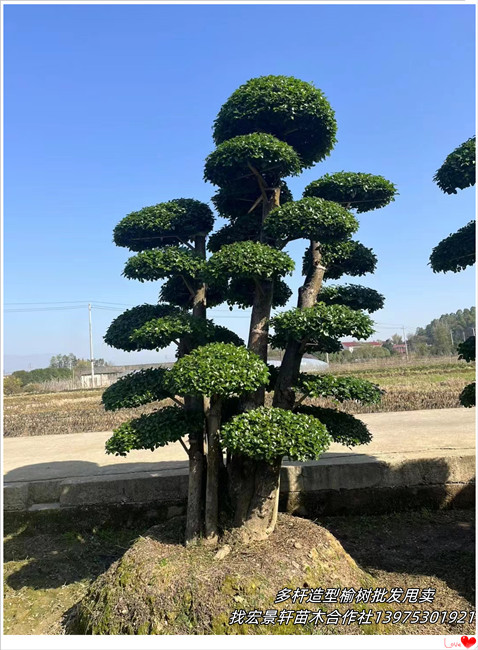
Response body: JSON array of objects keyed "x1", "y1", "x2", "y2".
[
  {"x1": 171, "y1": 395, "x2": 185, "y2": 407},
  {"x1": 247, "y1": 163, "x2": 268, "y2": 203},
  {"x1": 179, "y1": 437, "x2": 190, "y2": 457},
  {"x1": 178, "y1": 238, "x2": 196, "y2": 251},
  {"x1": 247, "y1": 194, "x2": 263, "y2": 214},
  {"x1": 180, "y1": 274, "x2": 196, "y2": 297}
]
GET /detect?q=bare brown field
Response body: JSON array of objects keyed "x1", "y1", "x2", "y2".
[{"x1": 3, "y1": 361, "x2": 475, "y2": 437}]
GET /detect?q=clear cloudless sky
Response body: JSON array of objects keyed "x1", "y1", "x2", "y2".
[{"x1": 4, "y1": 3, "x2": 476, "y2": 370}]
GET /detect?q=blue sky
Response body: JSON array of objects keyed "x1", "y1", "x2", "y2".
[{"x1": 4, "y1": 3, "x2": 476, "y2": 370}]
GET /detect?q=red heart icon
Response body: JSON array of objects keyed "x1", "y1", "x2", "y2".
[{"x1": 461, "y1": 637, "x2": 477, "y2": 649}]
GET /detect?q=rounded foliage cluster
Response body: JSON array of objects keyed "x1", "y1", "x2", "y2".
[
  {"x1": 212, "y1": 181, "x2": 293, "y2": 221},
  {"x1": 270, "y1": 303, "x2": 374, "y2": 349},
  {"x1": 105, "y1": 407, "x2": 204, "y2": 457},
  {"x1": 459, "y1": 382, "x2": 475, "y2": 408},
  {"x1": 433, "y1": 137, "x2": 476, "y2": 194},
  {"x1": 167, "y1": 343, "x2": 269, "y2": 398},
  {"x1": 302, "y1": 240, "x2": 377, "y2": 280},
  {"x1": 159, "y1": 277, "x2": 227, "y2": 310},
  {"x1": 132, "y1": 314, "x2": 243, "y2": 351},
  {"x1": 220, "y1": 406, "x2": 331, "y2": 462},
  {"x1": 204, "y1": 133, "x2": 302, "y2": 188},
  {"x1": 104, "y1": 304, "x2": 179, "y2": 351},
  {"x1": 304, "y1": 172, "x2": 397, "y2": 213},
  {"x1": 297, "y1": 373, "x2": 383, "y2": 404},
  {"x1": 205, "y1": 241, "x2": 294, "y2": 283},
  {"x1": 318, "y1": 284, "x2": 385, "y2": 313},
  {"x1": 207, "y1": 213, "x2": 262, "y2": 253},
  {"x1": 113, "y1": 199, "x2": 214, "y2": 251},
  {"x1": 458, "y1": 335, "x2": 475, "y2": 363},
  {"x1": 213, "y1": 75, "x2": 337, "y2": 168},
  {"x1": 429, "y1": 220, "x2": 475, "y2": 274},
  {"x1": 224, "y1": 277, "x2": 292, "y2": 310},
  {"x1": 264, "y1": 197, "x2": 358, "y2": 244},
  {"x1": 102, "y1": 368, "x2": 171, "y2": 411},
  {"x1": 295, "y1": 406, "x2": 372, "y2": 447},
  {"x1": 124, "y1": 247, "x2": 205, "y2": 282}
]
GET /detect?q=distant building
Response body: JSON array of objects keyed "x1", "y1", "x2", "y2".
[
  {"x1": 79, "y1": 362, "x2": 173, "y2": 388},
  {"x1": 267, "y1": 354, "x2": 328, "y2": 372},
  {"x1": 392, "y1": 344, "x2": 407, "y2": 354}
]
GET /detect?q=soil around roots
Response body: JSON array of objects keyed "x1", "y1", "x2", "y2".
[{"x1": 66, "y1": 513, "x2": 475, "y2": 635}]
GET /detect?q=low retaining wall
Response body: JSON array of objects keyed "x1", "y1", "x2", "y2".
[{"x1": 4, "y1": 450, "x2": 475, "y2": 517}]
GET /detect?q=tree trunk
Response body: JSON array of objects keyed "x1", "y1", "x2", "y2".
[
  {"x1": 205, "y1": 396, "x2": 222, "y2": 544},
  {"x1": 193, "y1": 234, "x2": 207, "y2": 320},
  {"x1": 273, "y1": 240, "x2": 326, "y2": 409},
  {"x1": 185, "y1": 424, "x2": 204, "y2": 544},
  {"x1": 184, "y1": 234, "x2": 208, "y2": 544},
  {"x1": 233, "y1": 458, "x2": 282, "y2": 542},
  {"x1": 245, "y1": 183, "x2": 281, "y2": 406},
  {"x1": 230, "y1": 181, "x2": 282, "y2": 539}
]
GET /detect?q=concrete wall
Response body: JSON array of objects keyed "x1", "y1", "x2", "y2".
[{"x1": 4, "y1": 451, "x2": 474, "y2": 517}]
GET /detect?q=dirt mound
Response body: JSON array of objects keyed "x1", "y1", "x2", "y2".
[{"x1": 68, "y1": 513, "x2": 382, "y2": 635}]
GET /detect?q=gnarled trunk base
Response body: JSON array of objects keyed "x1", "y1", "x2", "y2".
[{"x1": 228, "y1": 456, "x2": 282, "y2": 542}]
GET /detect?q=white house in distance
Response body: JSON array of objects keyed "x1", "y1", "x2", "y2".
[{"x1": 79, "y1": 363, "x2": 173, "y2": 388}]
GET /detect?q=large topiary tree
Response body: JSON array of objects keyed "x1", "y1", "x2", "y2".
[
  {"x1": 429, "y1": 137, "x2": 475, "y2": 407},
  {"x1": 104, "y1": 75, "x2": 397, "y2": 544}
]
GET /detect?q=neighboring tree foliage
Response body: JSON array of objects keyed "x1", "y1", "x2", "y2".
[
  {"x1": 104, "y1": 75, "x2": 396, "y2": 544},
  {"x1": 433, "y1": 137, "x2": 476, "y2": 194},
  {"x1": 430, "y1": 137, "x2": 475, "y2": 274},
  {"x1": 430, "y1": 141, "x2": 475, "y2": 406}
]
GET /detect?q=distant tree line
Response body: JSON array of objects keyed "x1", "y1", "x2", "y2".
[
  {"x1": 4, "y1": 353, "x2": 111, "y2": 394},
  {"x1": 406, "y1": 307, "x2": 475, "y2": 356}
]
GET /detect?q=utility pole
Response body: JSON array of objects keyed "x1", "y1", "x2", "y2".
[
  {"x1": 402, "y1": 325, "x2": 409, "y2": 361},
  {"x1": 88, "y1": 303, "x2": 95, "y2": 388}
]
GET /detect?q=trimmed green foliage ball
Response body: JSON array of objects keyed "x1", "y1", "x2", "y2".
[
  {"x1": 459, "y1": 382, "x2": 475, "y2": 408},
  {"x1": 212, "y1": 180, "x2": 293, "y2": 221},
  {"x1": 114, "y1": 199, "x2": 214, "y2": 251},
  {"x1": 270, "y1": 303, "x2": 374, "y2": 349},
  {"x1": 297, "y1": 373, "x2": 383, "y2": 404},
  {"x1": 458, "y1": 335, "x2": 475, "y2": 363},
  {"x1": 204, "y1": 133, "x2": 302, "y2": 188},
  {"x1": 159, "y1": 276, "x2": 227, "y2": 310},
  {"x1": 102, "y1": 368, "x2": 171, "y2": 411},
  {"x1": 124, "y1": 247, "x2": 205, "y2": 282},
  {"x1": 304, "y1": 172, "x2": 397, "y2": 213},
  {"x1": 219, "y1": 277, "x2": 292, "y2": 310},
  {"x1": 264, "y1": 197, "x2": 358, "y2": 244},
  {"x1": 433, "y1": 137, "x2": 475, "y2": 194},
  {"x1": 105, "y1": 407, "x2": 204, "y2": 457},
  {"x1": 205, "y1": 241, "x2": 294, "y2": 283},
  {"x1": 207, "y1": 213, "x2": 262, "y2": 253},
  {"x1": 429, "y1": 220, "x2": 475, "y2": 274},
  {"x1": 167, "y1": 343, "x2": 269, "y2": 398},
  {"x1": 302, "y1": 240, "x2": 377, "y2": 280},
  {"x1": 295, "y1": 406, "x2": 372, "y2": 447},
  {"x1": 104, "y1": 304, "x2": 179, "y2": 352},
  {"x1": 131, "y1": 314, "x2": 243, "y2": 351},
  {"x1": 318, "y1": 284, "x2": 385, "y2": 313},
  {"x1": 220, "y1": 406, "x2": 331, "y2": 462},
  {"x1": 213, "y1": 75, "x2": 337, "y2": 168}
]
